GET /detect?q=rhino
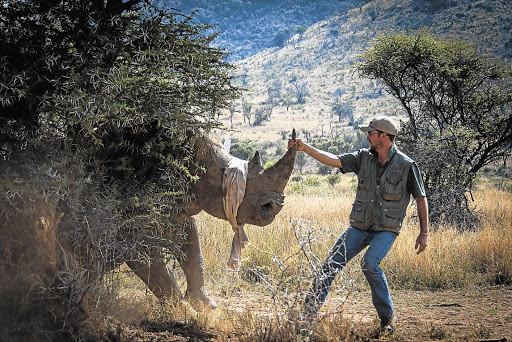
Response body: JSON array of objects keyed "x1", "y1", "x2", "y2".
[
  {"x1": 0, "y1": 130, "x2": 297, "y2": 336},
  {"x1": 125, "y1": 131, "x2": 298, "y2": 310}
]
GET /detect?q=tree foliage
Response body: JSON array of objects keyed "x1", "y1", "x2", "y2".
[
  {"x1": 1, "y1": 0, "x2": 238, "y2": 338},
  {"x1": 332, "y1": 100, "x2": 354, "y2": 123},
  {"x1": 1, "y1": 0, "x2": 237, "y2": 237},
  {"x1": 288, "y1": 82, "x2": 308, "y2": 105},
  {"x1": 357, "y1": 29, "x2": 512, "y2": 226}
]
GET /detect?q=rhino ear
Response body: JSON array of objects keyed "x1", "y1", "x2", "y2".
[{"x1": 249, "y1": 151, "x2": 263, "y2": 172}]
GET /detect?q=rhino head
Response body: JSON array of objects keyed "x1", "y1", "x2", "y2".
[
  {"x1": 236, "y1": 145, "x2": 297, "y2": 226},
  {"x1": 189, "y1": 132, "x2": 297, "y2": 227}
]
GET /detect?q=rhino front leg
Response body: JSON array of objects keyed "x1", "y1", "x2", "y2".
[
  {"x1": 126, "y1": 257, "x2": 182, "y2": 303},
  {"x1": 179, "y1": 217, "x2": 217, "y2": 310}
]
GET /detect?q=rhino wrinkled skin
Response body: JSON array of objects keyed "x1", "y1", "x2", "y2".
[{"x1": 127, "y1": 133, "x2": 297, "y2": 311}]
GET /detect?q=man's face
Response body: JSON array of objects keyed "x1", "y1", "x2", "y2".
[{"x1": 366, "y1": 130, "x2": 381, "y2": 150}]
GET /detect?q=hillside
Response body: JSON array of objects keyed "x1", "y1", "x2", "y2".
[
  {"x1": 211, "y1": 0, "x2": 511, "y2": 149},
  {"x1": 156, "y1": 0, "x2": 371, "y2": 61}
]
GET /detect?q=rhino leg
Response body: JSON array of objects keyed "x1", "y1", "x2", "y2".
[
  {"x1": 126, "y1": 257, "x2": 182, "y2": 303},
  {"x1": 179, "y1": 217, "x2": 217, "y2": 311}
]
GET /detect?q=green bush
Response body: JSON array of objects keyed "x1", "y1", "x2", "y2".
[
  {"x1": 264, "y1": 160, "x2": 277, "y2": 168},
  {"x1": 327, "y1": 174, "x2": 342, "y2": 187},
  {"x1": 303, "y1": 176, "x2": 321, "y2": 187},
  {"x1": 230, "y1": 139, "x2": 256, "y2": 160},
  {"x1": 0, "y1": 1, "x2": 239, "y2": 340}
]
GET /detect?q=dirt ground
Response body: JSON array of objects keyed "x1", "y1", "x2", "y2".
[
  {"x1": 338, "y1": 287, "x2": 512, "y2": 341},
  {"x1": 121, "y1": 286, "x2": 511, "y2": 341}
]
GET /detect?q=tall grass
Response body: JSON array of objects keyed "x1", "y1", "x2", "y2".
[
  {"x1": 198, "y1": 175, "x2": 512, "y2": 296},
  {"x1": 38, "y1": 174, "x2": 507, "y2": 341},
  {"x1": 186, "y1": 174, "x2": 512, "y2": 340}
]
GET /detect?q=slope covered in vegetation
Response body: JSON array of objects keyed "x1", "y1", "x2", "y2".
[
  {"x1": 205, "y1": 0, "x2": 511, "y2": 149},
  {"x1": 157, "y1": 0, "x2": 372, "y2": 60}
]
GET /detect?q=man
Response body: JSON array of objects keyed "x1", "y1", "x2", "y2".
[{"x1": 288, "y1": 116, "x2": 428, "y2": 333}]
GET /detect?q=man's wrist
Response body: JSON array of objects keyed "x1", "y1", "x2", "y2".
[{"x1": 420, "y1": 232, "x2": 428, "y2": 236}]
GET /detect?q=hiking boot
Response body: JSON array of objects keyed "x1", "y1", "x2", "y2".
[{"x1": 380, "y1": 315, "x2": 397, "y2": 334}]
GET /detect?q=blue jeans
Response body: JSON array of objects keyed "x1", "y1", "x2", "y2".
[{"x1": 304, "y1": 226, "x2": 397, "y2": 321}]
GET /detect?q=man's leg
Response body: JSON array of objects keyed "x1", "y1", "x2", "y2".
[
  {"x1": 303, "y1": 227, "x2": 368, "y2": 318},
  {"x1": 360, "y1": 231, "x2": 397, "y2": 326}
]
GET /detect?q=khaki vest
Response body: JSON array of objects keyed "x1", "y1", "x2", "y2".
[{"x1": 349, "y1": 147, "x2": 413, "y2": 234}]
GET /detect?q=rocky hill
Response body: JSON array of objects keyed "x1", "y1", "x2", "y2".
[
  {"x1": 159, "y1": 0, "x2": 511, "y2": 164},
  {"x1": 157, "y1": 0, "x2": 371, "y2": 61},
  {"x1": 218, "y1": 0, "x2": 511, "y2": 144}
]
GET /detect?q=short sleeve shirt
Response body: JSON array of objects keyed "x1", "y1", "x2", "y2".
[{"x1": 338, "y1": 148, "x2": 426, "y2": 198}]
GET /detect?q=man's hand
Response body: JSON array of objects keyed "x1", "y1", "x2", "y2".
[
  {"x1": 415, "y1": 234, "x2": 428, "y2": 254},
  {"x1": 414, "y1": 197, "x2": 429, "y2": 254},
  {"x1": 288, "y1": 138, "x2": 305, "y2": 151}
]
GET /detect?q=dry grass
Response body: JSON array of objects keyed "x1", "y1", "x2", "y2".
[
  {"x1": 151, "y1": 174, "x2": 510, "y2": 341},
  {"x1": 19, "y1": 174, "x2": 506, "y2": 341},
  {"x1": 198, "y1": 175, "x2": 512, "y2": 296}
]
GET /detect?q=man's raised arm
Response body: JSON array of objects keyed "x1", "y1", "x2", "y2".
[{"x1": 288, "y1": 139, "x2": 342, "y2": 168}]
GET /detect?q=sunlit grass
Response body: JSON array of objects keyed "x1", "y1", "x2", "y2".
[
  {"x1": 114, "y1": 174, "x2": 512, "y2": 340},
  {"x1": 197, "y1": 174, "x2": 512, "y2": 295}
]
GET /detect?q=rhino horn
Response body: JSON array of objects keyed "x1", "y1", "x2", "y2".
[{"x1": 263, "y1": 134, "x2": 297, "y2": 192}]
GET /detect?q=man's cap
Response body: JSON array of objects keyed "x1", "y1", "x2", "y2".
[{"x1": 359, "y1": 116, "x2": 398, "y2": 135}]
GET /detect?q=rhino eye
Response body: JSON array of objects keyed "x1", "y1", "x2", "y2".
[{"x1": 261, "y1": 202, "x2": 273, "y2": 212}]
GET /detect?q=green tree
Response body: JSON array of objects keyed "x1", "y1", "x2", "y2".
[
  {"x1": 332, "y1": 100, "x2": 354, "y2": 123},
  {"x1": 267, "y1": 82, "x2": 281, "y2": 106},
  {"x1": 327, "y1": 174, "x2": 341, "y2": 187},
  {"x1": 253, "y1": 105, "x2": 273, "y2": 126},
  {"x1": 272, "y1": 27, "x2": 293, "y2": 47},
  {"x1": 1, "y1": 0, "x2": 237, "y2": 246},
  {"x1": 1, "y1": 0, "x2": 238, "y2": 338},
  {"x1": 294, "y1": 26, "x2": 307, "y2": 40},
  {"x1": 242, "y1": 97, "x2": 253, "y2": 124},
  {"x1": 289, "y1": 82, "x2": 308, "y2": 104},
  {"x1": 357, "y1": 29, "x2": 512, "y2": 226}
]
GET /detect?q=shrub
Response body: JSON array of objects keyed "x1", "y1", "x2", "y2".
[
  {"x1": 303, "y1": 176, "x2": 321, "y2": 187},
  {"x1": 327, "y1": 174, "x2": 342, "y2": 187}
]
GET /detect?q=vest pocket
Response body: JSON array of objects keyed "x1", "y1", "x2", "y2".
[
  {"x1": 382, "y1": 207, "x2": 403, "y2": 228},
  {"x1": 382, "y1": 177, "x2": 403, "y2": 201},
  {"x1": 358, "y1": 178, "x2": 368, "y2": 190},
  {"x1": 350, "y1": 200, "x2": 367, "y2": 224}
]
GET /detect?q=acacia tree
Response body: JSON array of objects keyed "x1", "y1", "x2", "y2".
[
  {"x1": 289, "y1": 82, "x2": 308, "y2": 104},
  {"x1": 1, "y1": 0, "x2": 238, "y2": 249},
  {"x1": 332, "y1": 100, "x2": 354, "y2": 123},
  {"x1": 1, "y1": 0, "x2": 238, "y2": 339},
  {"x1": 357, "y1": 29, "x2": 512, "y2": 226},
  {"x1": 242, "y1": 97, "x2": 253, "y2": 124}
]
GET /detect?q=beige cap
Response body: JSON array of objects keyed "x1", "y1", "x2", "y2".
[{"x1": 359, "y1": 116, "x2": 398, "y2": 135}]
